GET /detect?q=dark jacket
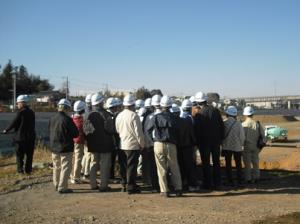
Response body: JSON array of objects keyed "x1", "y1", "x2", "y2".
[
  {"x1": 83, "y1": 108, "x2": 114, "y2": 153},
  {"x1": 146, "y1": 111, "x2": 178, "y2": 145},
  {"x1": 194, "y1": 105, "x2": 225, "y2": 146},
  {"x1": 177, "y1": 116, "x2": 197, "y2": 148},
  {"x1": 5, "y1": 106, "x2": 35, "y2": 142},
  {"x1": 49, "y1": 111, "x2": 79, "y2": 153}
]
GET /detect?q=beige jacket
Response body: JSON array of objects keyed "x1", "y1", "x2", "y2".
[
  {"x1": 116, "y1": 109, "x2": 145, "y2": 150},
  {"x1": 242, "y1": 117, "x2": 265, "y2": 151}
]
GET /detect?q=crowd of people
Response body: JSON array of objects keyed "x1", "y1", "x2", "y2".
[{"x1": 2, "y1": 91, "x2": 266, "y2": 197}]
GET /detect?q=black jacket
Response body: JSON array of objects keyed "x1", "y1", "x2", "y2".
[
  {"x1": 194, "y1": 105, "x2": 225, "y2": 146},
  {"x1": 177, "y1": 116, "x2": 197, "y2": 148},
  {"x1": 83, "y1": 108, "x2": 114, "y2": 153},
  {"x1": 5, "y1": 106, "x2": 35, "y2": 142},
  {"x1": 146, "y1": 111, "x2": 178, "y2": 145},
  {"x1": 49, "y1": 112, "x2": 79, "y2": 153}
]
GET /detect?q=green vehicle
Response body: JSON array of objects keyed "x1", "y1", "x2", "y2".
[{"x1": 265, "y1": 125, "x2": 288, "y2": 142}]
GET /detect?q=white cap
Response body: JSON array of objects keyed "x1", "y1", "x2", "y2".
[
  {"x1": 225, "y1": 106, "x2": 238, "y2": 116},
  {"x1": 16, "y1": 95, "x2": 29, "y2": 103},
  {"x1": 170, "y1": 103, "x2": 181, "y2": 113},
  {"x1": 181, "y1": 99, "x2": 192, "y2": 109},
  {"x1": 138, "y1": 107, "x2": 147, "y2": 117},
  {"x1": 160, "y1": 95, "x2": 172, "y2": 108},
  {"x1": 135, "y1": 99, "x2": 145, "y2": 108},
  {"x1": 74, "y1": 100, "x2": 86, "y2": 112},
  {"x1": 91, "y1": 93, "x2": 104, "y2": 106},
  {"x1": 144, "y1": 98, "x2": 152, "y2": 108},
  {"x1": 243, "y1": 106, "x2": 254, "y2": 116},
  {"x1": 85, "y1": 94, "x2": 93, "y2": 103},
  {"x1": 58, "y1": 98, "x2": 72, "y2": 108},
  {"x1": 123, "y1": 94, "x2": 135, "y2": 106},
  {"x1": 194, "y1": 91, "x2": 207, "y2": 103},
  {"x1": 151, "y1": 95, "x2": 161, "y2": 106}
]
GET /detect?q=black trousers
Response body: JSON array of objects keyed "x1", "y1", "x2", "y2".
[
  {"x1": 222, "y1": 150, "x2": 242, "y2": 183},
  {"x1": 141, "y1": 147, "x2": 159, "y2": 190},
  {"x1": 117, "y1": 149, "x2": 127, "y2": 186},
  {"x1": 15, "y1": 140, "x2": 35, "y2": 173},
  {"x1": 199, "y1": 144, "x2": 221, "y2": 189},
  {"x1": 177, "y1": 147, "x2": 198, "y2": 187},
  {"x1": 110, "y1": 149, "x2": 117, "y2": 179},
  {"x1": 124, "y1": 150, "x2": 140, "y2": 191}
]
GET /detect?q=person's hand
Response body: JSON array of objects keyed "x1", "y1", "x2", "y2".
[{"x1": 2, "y1": 130, "x2": 7, "y2": 134}]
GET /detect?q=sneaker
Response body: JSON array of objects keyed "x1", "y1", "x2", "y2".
[
  {"x1": 160, "y1": 192, "x2": 170, "y2": 198},
  {"x1": 99, "y1": 186, "x2": 112, "y2": 192},
  {"x1": 58, "y1": 188, "x2": 73, "y2": 194},
  {"x1": 175, "y1": 190, "x2": 183, "y2": 197},
  {"x1": 82, "y1": 175, "x2": 89, "y2": 180},
  {"x1": 70, "y1": 179, "x2": 82, "y2": 184}
]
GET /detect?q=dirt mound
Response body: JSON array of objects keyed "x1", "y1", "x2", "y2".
[{"x1": 254, "y1": 115, "x2": 298, "y2": 123}]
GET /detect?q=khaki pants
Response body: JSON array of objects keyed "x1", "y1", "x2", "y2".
[
  {"x1": 72, "y1": 143, "x2": 84, "y2": 180},
  {"x1": 81, "y1": 145, "x2": 91, "y2": 176},
  {"x1": 154, "y1": 142, "x2": 182, "y2": 193},
  {"x1": 90, "y1": 152, "x2": 111, "y2": 189},
  {"x1": 52, "y1": 152, "x2": 73, "y2": 191},
  {"x1": 243, "y1": 148, "x2": 260, "y2": 181}
]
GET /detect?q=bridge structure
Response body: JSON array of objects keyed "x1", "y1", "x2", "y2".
[{"x1": 235, "y1": 95, "x2": 300, "y2": 109}]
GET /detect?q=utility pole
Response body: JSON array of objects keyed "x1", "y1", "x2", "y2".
[
  {"x1": 66, "y1": 76, "x2": 69, "y2": 100},
  {"x1": 10, "y1": 66, "x2": 18, "y2": 112}
]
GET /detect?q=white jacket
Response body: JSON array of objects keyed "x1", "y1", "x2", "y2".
[{"x1": 116, "y1": 109, "x2": 145, "y2": 150}]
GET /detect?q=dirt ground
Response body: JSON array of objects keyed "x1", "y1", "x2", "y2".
[{"x1": 0, "y1": 118, "x2": 300, "y2": 224}]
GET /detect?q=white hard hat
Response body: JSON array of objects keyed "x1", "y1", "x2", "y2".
[
  {"x1": 58, "y1": 98, "x2": 72, "y2": 108},
  {"x1": 106, "y1": 97, "x2": 117, "y2": 108},
  {"x1": 160, "y1": 95, "x2": 172, "y2": 108},
  {"x1": 181, "y1": 99, "x2": 192, "y2": 109},
  {"x1": 16, "y1": 95, "x2": 29, "y2": 103},
  {"x1": 170, "y1": 103, "x2": 181, "y2": 113},
  {"x1": 194, "y1": 91, "x2": 207, "y2": 103},
  {"x1": 91, "y1": 93, "x2": 104, "y2": 106},
  {"x1": 189, "y1": 96, "x2": 195, "y2": 103},
  {"x1": 123, "y1": 94, "x2": 135, "y2": 106},
  {"x1": 114, "y1": 97, "x2": 122, "y2": 106},
  {"x1": 138, "y1": 107, "x2": 147, "y2": 117},
  {"x1": 243, "y1": 106, "x2": 254, "y2": 116},
  {"x1": 225, "y1": 106, "x2": 238, "y2": 116},
  {"x1": 85, "y1": 94, "x2": 93, "y2": 103},
  {"x1": 144, "y1": 98, "x2": 152, "y2": 108},
  {"x1": 74, "y1": 100, "x2": 86, "y2": 112},
  {"x1": 135, "y1": 99, "x2": 145, "y2": 108},
  {"x1": 151, "y1": 95, "x2": 161, "y2": 106}
]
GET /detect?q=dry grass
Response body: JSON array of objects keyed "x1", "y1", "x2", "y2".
[{"x1": 0, "y1": 146, "x2": 52, "y2": 193}]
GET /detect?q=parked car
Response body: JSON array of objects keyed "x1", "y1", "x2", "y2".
[{"x1": 265, "y1": 125, "x2": 288, "y2": 142}]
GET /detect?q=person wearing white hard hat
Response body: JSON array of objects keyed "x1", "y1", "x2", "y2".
[
  {"x1": 85, "y1": 94, "x2": 93, "y2": 112},
  {"x1": 105, "y1": 97, "x2": 122, "y2": 181},
  {"x1": 222, "y1": 106, "x2": 245, "y2": 187},
  {"x1": 49, "y1": 98, "x2": 79, "y2": 193},
  {"x1": 135, "y1": 99, "x2": 145, "y2": 113},
  {"x1": 2, "y1": 95, "x2": 36, "y2": 174},
  {"x1": 70, "y1": 100, "x2": 86, "y2": 184},
  {"x1": 146, "y1": 95, "x2": 182, "y2": 197},
  {"x1": 176, "y1": 99, "x2": 199, "y2": 192},
  {"x1": 194, "y1": 91, "x2": 225, "y2": 190},
  {"x1": 189, "y1": 95, "x2": 200, "y2": 118},
  {"x1": 83, "y1": 93, "x2": 115, "y2": 191},
  {"x1": 242, "y1": 106, "x2": 266, "y2": 184},
  {"x1": 115, "y1": 94, "x2": 145, "y2": 194},
  {"x1": 170, "y1": 103, "x2": 181, "y2": 117}
]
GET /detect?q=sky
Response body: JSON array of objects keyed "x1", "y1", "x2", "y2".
[{"x1": 0, "y1": 0, "x2": 299, "y2": 98}]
